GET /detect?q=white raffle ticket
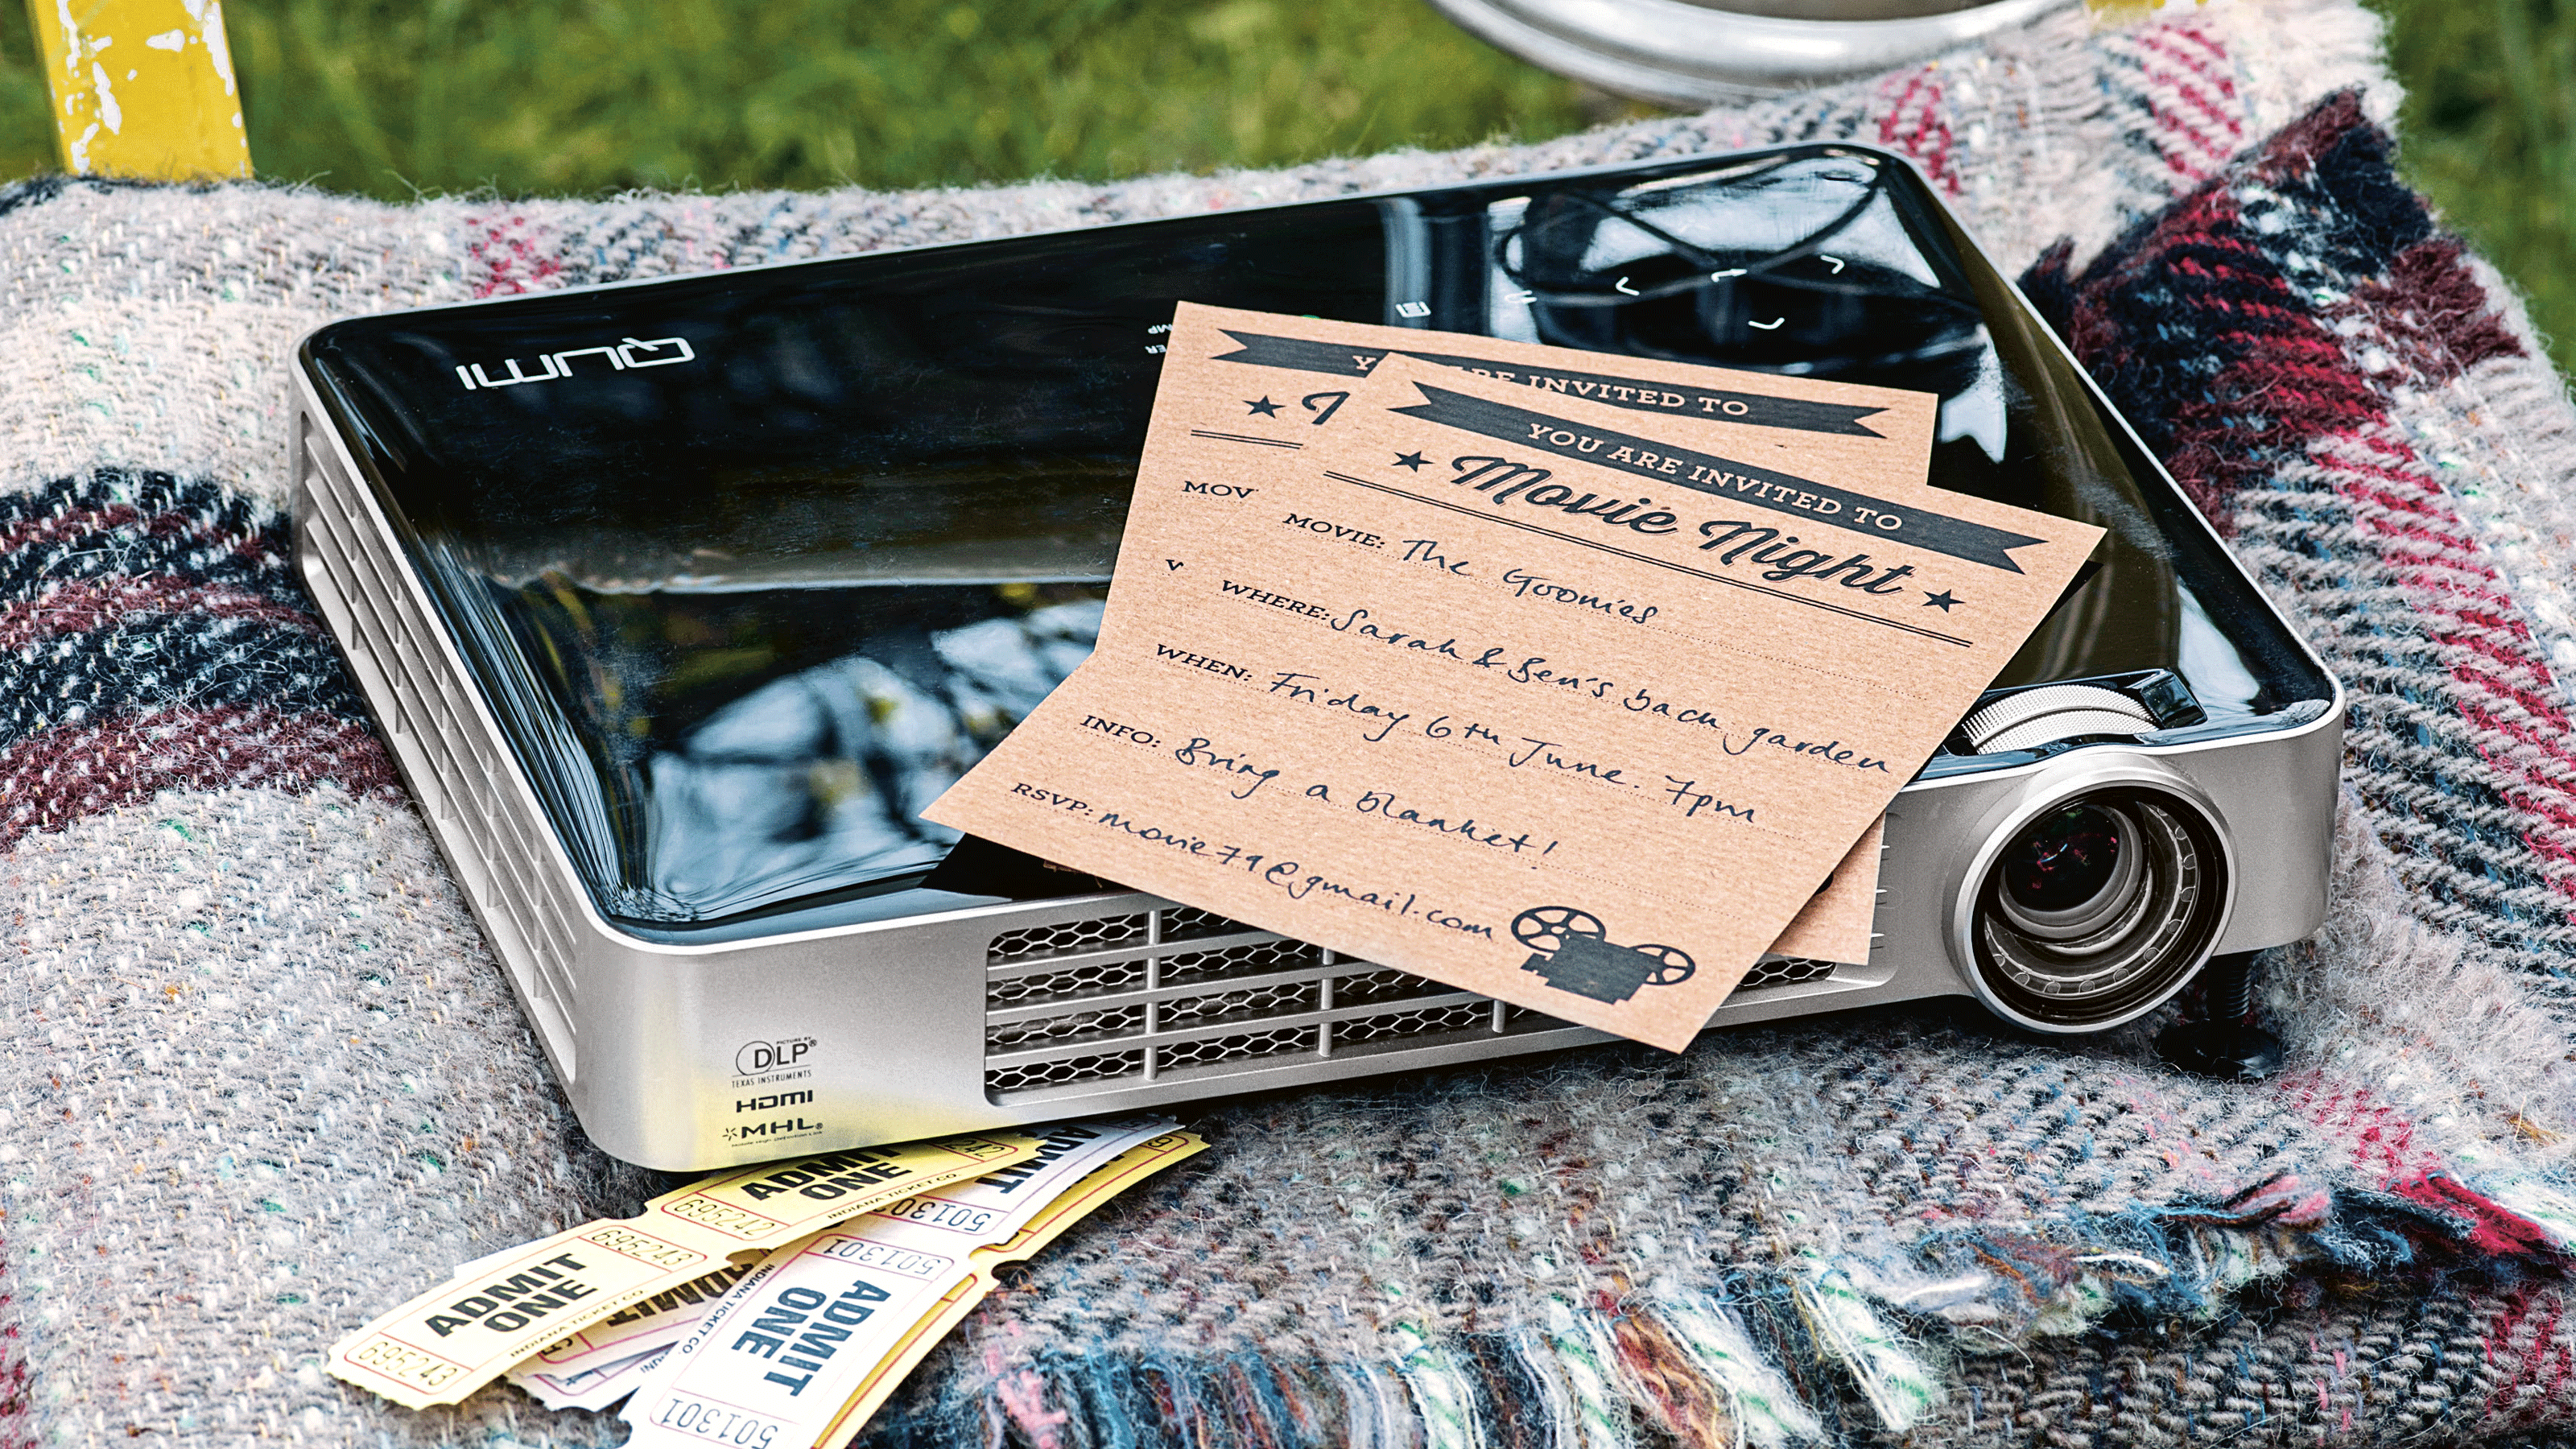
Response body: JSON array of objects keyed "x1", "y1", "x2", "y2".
[
  {"x1": 621, "y1": 1117, "x2": 1200, "y2": 1446},
  {"x1": 511, "y1": 1344, "x2": 671, "y2": 1413},
  {"x1": 504, "y1": 1262, "x2": 752, "y2": 1410}
]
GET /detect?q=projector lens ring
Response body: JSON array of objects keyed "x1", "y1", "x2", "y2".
[{"x1": 1968, "y1": 786, "x2": 2227, "y2": 1030}]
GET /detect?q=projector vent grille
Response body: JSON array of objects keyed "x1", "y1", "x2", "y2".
[
  {"x1": 1162, "y1": 939, "x2": 1322, "y2": 985},
  {"x1": 1155, "y1": 1026, "x2": 1315, "y2": 1071},
  {"x1": 985, "y1": 959, "x2": 1147, "y2": 1006},
  {"x1": 984, "y1": 1050, "x2": 1148, "y2": 1094},
  {"x1": 987, "y1": 914, "x2": 1150, "y2": 964},
  {"x1": 1745, "y1": 956, "x2": 1836, "y2": 990},
  {"x1": 981, "y1": 906, "x2": 1858, "y2": 1101},
  {"x1": 1335, "y1": 1001, "x2": 1497, "y2": 1045}
]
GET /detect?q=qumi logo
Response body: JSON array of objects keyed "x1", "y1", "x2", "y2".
[{"x1": 453, "y1": 336, "x2": 695, "y2": 390}]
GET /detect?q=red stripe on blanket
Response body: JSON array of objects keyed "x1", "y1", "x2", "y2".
[
  {"x1": 2334, "y1": 238, "x2": 2528, "y2": 375},
  {"x1": 2279, "y1": 1070, "x2": 2446, "y2": 1180},
  {"x1": 2483, "y1": 1283, "x2": 2576, "y2": 1429},
  {"x1": 0, "y1": 1297, "x2": 26, "y2": 1449},
  {"x1": 0, "y1": 502, "x2": 271, "y2": 567},
  {"x1": 0, "y1": 708, "x2": 400, "y2": 853},
  {"x1": 2390, "y1": 1175, "x2": 2566, "y2": 1259},
  {"x1": 2311, "y1": 431, "x2": 2576, "y2": 892},
  {"x1": 1875, "y1": 66, "x2": 1959, "y2": 196},
  {"x1": 2131, "y1": 24, "x2": 2245, "y2": 185},
  {"x1": 2284, "y1": 1077, "x2": 2574, "y2": 1265},
  {"x1": 0, "y1": 503, "x2": 142, "y2": 555},
  {"x1": 0, "y1": 579, "x2": 318, "y2": 650},
  {"x1": 464, "y1": 212, "x2": 565, "y2": 298}
]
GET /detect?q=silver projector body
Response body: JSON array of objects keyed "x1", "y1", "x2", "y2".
[{"x1": 290, "y1": 145, "x2": 2343, "y2": 1169}]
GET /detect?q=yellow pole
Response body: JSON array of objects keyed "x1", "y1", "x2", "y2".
[{"x1": 25, "y1": 0, "x2": 252, "y2": 180}]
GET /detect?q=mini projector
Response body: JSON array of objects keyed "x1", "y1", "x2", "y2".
[{"x1": 291, "y1": 145, "x2": 2342, "y2": 1169}]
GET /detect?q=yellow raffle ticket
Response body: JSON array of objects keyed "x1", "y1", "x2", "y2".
[
  {"x1": 818, "y1": 1133, "x2": 1209, "y2": 1449},
  {"x1": 329, "y1": 1133, "x2": 1044, "y2": 1409}
]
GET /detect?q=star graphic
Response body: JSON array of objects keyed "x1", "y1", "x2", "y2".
[
  {"x1": 1245, "y1": 396, "x2": 1282, "y2": 417},
  {"x1": 1923, "y1": 590, "x2": 1960, "y2": 611},
  {"x1": 1393, "y1": 451, "x2": 1430, "y2": 471}
]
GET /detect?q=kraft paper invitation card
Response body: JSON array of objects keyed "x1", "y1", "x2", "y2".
[
  {"x1": 928, "y1": 332, "x2": 2101, "y2": 1050},
  {"x1": 1101, "y1": 303, "x2": 1942, "y2": 638},
  {"x1": 1104, "y1": 304, "x2": 1913, "y2": 962}
]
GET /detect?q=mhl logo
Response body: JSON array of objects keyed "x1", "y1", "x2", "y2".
[
  {"x1": 736, "y1": 1090, "x2": 815, "y2": 1114},
  {"x1": 736, "y1": 1037, "x2": 816, "y2": 1075},
  {"x1": 726, "y1": 1118, "x2": 823, "y2": 1141},
  {"x1": 452, "y1": 336, "x2": 695, "y2": 390}
]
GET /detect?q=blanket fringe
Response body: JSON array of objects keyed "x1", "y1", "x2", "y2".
[{"x1": 861, "y1": 1170, "x2": 2576, "y2": 1449}]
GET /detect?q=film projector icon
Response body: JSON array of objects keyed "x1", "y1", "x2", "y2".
[{"x1": 1511, "y1": 906, "x2": 1696, "y2": 1005}]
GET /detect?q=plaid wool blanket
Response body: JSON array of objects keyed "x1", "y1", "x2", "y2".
[{"x1": 6, "y1": 0, "x2": 2576, "y2": 1443}]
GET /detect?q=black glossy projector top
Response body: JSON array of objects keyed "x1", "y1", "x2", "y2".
[{"x1": 299, "y1": 146, "x2": 2334, "y2": 942}]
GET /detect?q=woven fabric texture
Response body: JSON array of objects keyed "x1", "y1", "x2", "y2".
[{"x1": 6, "y1": 0, "x2": 2576, "y2": 1444}]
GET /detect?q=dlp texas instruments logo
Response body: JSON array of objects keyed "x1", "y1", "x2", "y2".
[
  {"x1": 452, "y1": 335, "x2": 695, "y2": 390},
  {"x1": 1513, "y1": 906, "x2": 1696, "y2": 1004},
  {"x1": 736, "y1": 1036, "x2": 816, "y2": 1076}
]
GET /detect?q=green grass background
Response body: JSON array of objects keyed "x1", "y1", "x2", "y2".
[{"x1": 0, "y1": 0, "x2": 2566, "y2": 371}]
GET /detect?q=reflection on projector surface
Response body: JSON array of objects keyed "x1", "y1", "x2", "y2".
[
  {"x1": 641, "y1": 597, "x2": 1102, "y2": 920},
  {"x1": 494, "y1": 575, "x2": 1105, "y2": 925}
]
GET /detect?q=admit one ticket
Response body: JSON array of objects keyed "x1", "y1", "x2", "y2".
[
  {"x1": 928, "y1": 344, "x2": 2101, "y2": 1051},
  {"x1": 329, "y1": 1132, "x2": 1044, "y2": 1409}
]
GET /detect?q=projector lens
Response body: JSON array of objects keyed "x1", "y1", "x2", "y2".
[
  {"x1": 1971, "y1": 788, "x2": 2225, "y2": 1030},
  {"x1": 2001, "y1": 804, "x2": 2125, "y2": 914}
]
